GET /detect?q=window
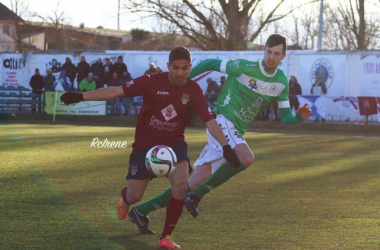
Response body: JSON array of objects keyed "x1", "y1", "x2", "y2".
[{"x1": 3, "y1": 25, "x2": 10, "y2": 35}]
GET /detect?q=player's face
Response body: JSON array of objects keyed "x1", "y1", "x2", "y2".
[
  {"x1": 167, "y1": 59, "x2": 192, "y2": 86},
  {"x1": 263, "y1": 44, "x2": 286, "y2": 71}
]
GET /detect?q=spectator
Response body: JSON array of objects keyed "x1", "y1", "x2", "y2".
[
  {"x1": 103, "y1": 57, "x2": 113, "y2": 87},
  {"x1": 29, "y1": 68, "x2": 44, "y2": 113},
  {"x1": 289, "y1": 75, "x2": 302, "y2": 111},
  {"x1": 311, "y1": 75, "x2": 327, "y2": 95},
  {"x1": 76, "y1": 56, "x2": 91, "y2": 88},
  {"x1": 220, "y1": 76, "x2": 226, "y2": 87},
  {"x1": 61, "y1": 57, "x2": 77, "y2": 89},
  {"x1": 144, "y1": 63, "x2": 157, "y2": 74},
  {"x1": 311, "y1": 75, "x2": 327, "y2": 123},
  {"x1": 43, "y1": 69, "x2": 56, "y2": 91},
  {"x1": 118, "y1": 70, "x2": 133, "y2": 83},
  {"x1": 118, "y1": 71, "x2": 134, "y2": 115},
  {"x1": 205, "y1": 77, "x2": 220, "y2": 103},
  {"x1": 113, "y1": 55, "x2": 128, "y2": 79},
  {"x1": 91, "y1": 58, "x2": 105, "y2": 89},
  {"x1": 79, "y1": 73, "x2": 97, "y2": 92},
  {"x1": 108, "y1": 72, "x2": 123, "y2": 115},
  {"x1": 53, "y1": 70, "x2": 72, "y2": 92},
  {"x1": 108, "y1": 72, "x2": 119, "y2": 87},
  {"x1": 156, "y1": 66, "x2": 163, "y2": 73}
]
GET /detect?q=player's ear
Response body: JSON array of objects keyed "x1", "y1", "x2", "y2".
[{"x1": 166, "y1": 62, "x2": 171, "y2": 71}]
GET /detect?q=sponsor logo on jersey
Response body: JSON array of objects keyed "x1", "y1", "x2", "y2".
[
  {"x1": 157, "y1": 91, "x2": 169, "y2": 95},
  {"x1": 130, "y1": 164, "x2": 138, "y2": 175},
  {"x1": 248, "y1": 79, "x2": 257, "y2": 89},
  {"x1": 269, "y1": 84, "x2": 278, "y2": 94},
  {"x1": 310, "y1": 58, "x2": 334, "y2": 89},
  {"x1": 221, "y1": 89, "x2": 231, "y2": 106},
  {"x1": 161, "y1": 104, "x2": 177, "y2": 121},
  {"x1": 246, "y1": 63, "x2": 258, "y2": 67},
  {"x1": 181, "y1": 94, "x2": 190, "y2": 104},
  {"x1": 150, "y1": 116, "x2": 179, "y2": 131}
]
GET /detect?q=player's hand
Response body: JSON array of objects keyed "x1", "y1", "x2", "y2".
[
  {"x1": 296, "y1": 103, "x2": 312, "y2": 120},
  {"x1": 60, "y1": 92, "x2": 84, "y2": 105},
  {"x1": 222, "y1": 145, "x2": 240, "y2": 168}
]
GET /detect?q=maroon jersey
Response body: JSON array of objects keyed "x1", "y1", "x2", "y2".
[{"x1": 122, "y1": 72, "x2": 214, "y2": 149}]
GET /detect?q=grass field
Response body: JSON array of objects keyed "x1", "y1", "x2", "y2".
[{"x1": 1, "y1": 120, "x2": 380, "y2": 250}]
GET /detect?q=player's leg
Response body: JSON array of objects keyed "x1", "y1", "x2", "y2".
[
  {"x1": 187, "y1": 163, "x2": 212, "y2": 190},
  {"x1": 118, "y1": 147, "x2": 156, "y2": 234},
  {"x1": 119, "y1": 179, "x2": 150, "y2": 219},
  {"x1": 191, "y1": 143, "x2": 254, "y2": 199},
  {"x1": 132, "y1": 162, "x2": 212, "y2": 219},
  {"x1": 158, "y1": 159, "x2": 189, "y2": 249},
  {"x1": 185, "y1": 143, "x2": 254, "y2": 217}
]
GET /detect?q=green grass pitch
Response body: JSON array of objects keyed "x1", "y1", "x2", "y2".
[{"x1": 1, "y1": 122, "x2": 380, "y2": 250}]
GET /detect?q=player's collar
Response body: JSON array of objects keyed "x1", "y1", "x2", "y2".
[{"x1": 259, "y1": 60, "x2": 278, "y2": 77}]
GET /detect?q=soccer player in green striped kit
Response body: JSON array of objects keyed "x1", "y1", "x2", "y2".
[{"x1": 127, "y1": 34, "x2": 312, "y2": 234}]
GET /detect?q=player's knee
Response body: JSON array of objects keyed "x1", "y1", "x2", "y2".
[
  {"x1": 241, "y1": 154, "x2": 255, "y2": 168},
  {"x1": 172, "y1": 182, "x2": 188, "y2": 199},
  {"x1": 126, "y1": 193, "x2": 142, "y2": 204}
]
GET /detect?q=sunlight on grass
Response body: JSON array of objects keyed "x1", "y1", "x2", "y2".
[{"x1": 1, "y1": 124, "x2": 380, "y2": 250}]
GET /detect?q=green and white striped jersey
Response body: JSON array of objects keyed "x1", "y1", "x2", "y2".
[{"x1": 189, "y1": 58, "x2": 292, "y2": 135}]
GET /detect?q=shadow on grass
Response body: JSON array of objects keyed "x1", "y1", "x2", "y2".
[{"x1": 109, "y1": 234, "x2": 160, "y2": 250}]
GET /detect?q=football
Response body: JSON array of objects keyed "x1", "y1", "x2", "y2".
[{"x1": 145, "y1": 145, "x2": 177, "y2": 177}]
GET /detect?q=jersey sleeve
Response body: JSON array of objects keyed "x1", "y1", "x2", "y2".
[
  {"x1": 221, "y1": 59, "x2": 253, "y2": 77},
  {"x1": 121, "y1": 74, "x2": 151, "y2": 97},
  {"x1": 189, "y1": 59, "x2": 222, "y2": 79},
  {"x1": 279, "y1": 107, "x2": 304, "y2": 124},
  {"x1": 276, "y1": 75, "x2": 290, "y2": 110},
  {"x1": 192, "y1": 85, "x2": 215, "y2": 123}
]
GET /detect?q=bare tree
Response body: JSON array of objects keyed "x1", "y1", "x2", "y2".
[
  {"x1": 31, "y1": 0, "x2": 71, "y2": 50},
  {"x1": 124, "y1": 0, "x2": 317, "y2": 50},
  {"x1": 6, "y1": 0, "x2": 29, "y2": 52},
  {"x1": 323, "y1": 0, "x2": 380, "y2": 50}
]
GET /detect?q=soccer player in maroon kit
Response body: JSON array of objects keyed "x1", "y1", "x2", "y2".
[{"x1": 60, "y1": 47, "x2": 240, "y2": 250}]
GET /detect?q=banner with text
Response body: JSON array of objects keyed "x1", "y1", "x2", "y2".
[
  {"x1": 1, "y1": 54, "x2": 23, "y2": 86},
  {"x1": 45, "y1": 91, "x2": 106, "y2": 115}
]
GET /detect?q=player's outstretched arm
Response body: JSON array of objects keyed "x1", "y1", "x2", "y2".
[
  {"x1": 189, "y1": 59, "x2": 222, "y2": 79},
  {"x1": 60, "y1": 86, "x2": 125, "y2": 105},
  {"x1": 279, "y1": 103, "x2": 311, "y2": 124}
]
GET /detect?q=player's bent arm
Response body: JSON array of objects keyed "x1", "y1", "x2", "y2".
[
  {"x1": 205, "y1": 119, "x2": 229, "y2": 146},
  {"x1": 279, "y1": 107, "x2": 304, "y2": 124},
  {"x1": 83, "y1": 86, "x2": 125, "y2": 101},
  {"x1": 189, "y1": 59, "x2": 222, "y2": 79},
  {"x1": 206, "y1": 119, "x2": 240, "y2": 168}
]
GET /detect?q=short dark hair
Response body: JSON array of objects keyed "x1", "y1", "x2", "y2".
[
  {"x1": 265, "y1": 34, "x2": 287, "y2": 54},
  {"x1": 117, "y1": 55, "x2": 123, "y2": 60},
  {"x1": 169, "y1": 47, "x2": 191, "y2": 63}
]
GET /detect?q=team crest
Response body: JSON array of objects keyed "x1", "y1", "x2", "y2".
[
  {"x1": 181, "y1": 94, "x2": 190, "y2": 104},
  {"x1": 125, "y1": 80, "x2": 134, "y2": 87},
  {"x1": 130, "y1": 164, "x2": 138, "y2": 175},
  {"x1": 248, "y1": 79, "x2": 257, "y2": 89},
  {"x1": 310, "y1": 58, "x2": 334, "y2": 89}
]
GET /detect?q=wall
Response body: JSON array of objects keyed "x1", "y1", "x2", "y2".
[{"x1": 1, "y1": 50, "x2": 380, "y2": 121}]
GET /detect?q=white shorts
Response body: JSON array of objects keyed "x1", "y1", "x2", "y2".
[{"x1": 193, "y1": 114, "x2": 247, "y2": 174}]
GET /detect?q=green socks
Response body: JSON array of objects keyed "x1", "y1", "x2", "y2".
[
  {"x1": 191, "y1": 162, "x2": 246, "y2": 199},
  {"x1": 136, "y1": 162, "x2": 246, "y2": 216},
  {"x1": 136, "y1": 185, "x2": 191, "y2": 216}
]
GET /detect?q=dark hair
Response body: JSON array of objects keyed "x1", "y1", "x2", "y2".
[
  {"x1": 290, "y1": 75, "x2": 298, "y2": 83},
  {"x1": 169, "y1": 47, "x2": 191, "y2": 63},
  {"x1": 265, "y1": 34, "x2": 287, "y2": 54},
  {"x1": 117, "y1": 55, "x2": 123, "y2": 60}
]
